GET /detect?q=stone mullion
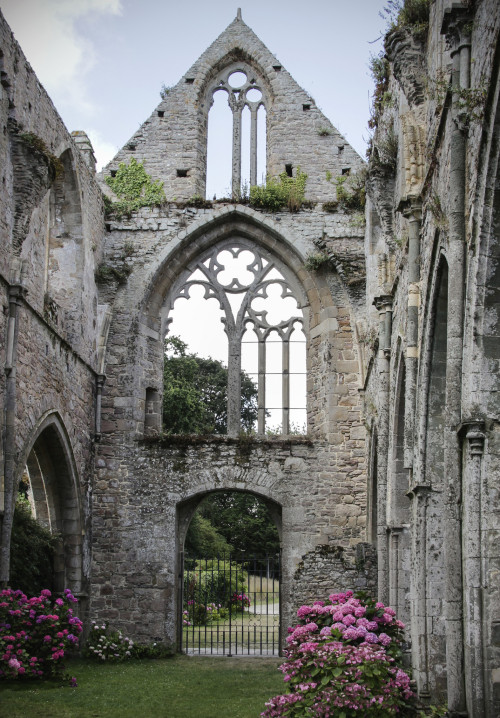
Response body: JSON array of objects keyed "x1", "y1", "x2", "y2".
[
  {"x1": 231, "y1": 104, "x2": 243, "y2": 198},
  {"x1": 257, "y1": 337, "x2": 266, "y2": 435},
  {"x1": 282, "y1": 338, "x2": 289, "y2": 436},
  {"x1": 250, "y1": 107, "x2": 258, "y2": 187},
  {"x1": 227, "y1": 332, "x2": 242, "y2": 437}
]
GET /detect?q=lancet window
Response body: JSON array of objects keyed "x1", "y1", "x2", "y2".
[
  {"x1": 166, "y1": 239, "x2": 306, "y2": 436},
  {"x1": 206, "y1": 64, "x2": 267, "y2": 198}
]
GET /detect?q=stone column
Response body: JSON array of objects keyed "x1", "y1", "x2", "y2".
[
  {"x1": 408, "y1": 483, "x2": 431, "y2": 699},
  {"x1": 460, "y1": 421, "x2": 486, "y2": 716},
  {"x1": 0, "y1": 265, "x2": 27, "y2": 586},
  {"x1": 441, "y1": 8, "x2": 473, "y2": 712},
  {"x1": 95, "y1": 374, "x2": 106, "y2": 440},
  {"x1": 373, "y1": 295, "x2": 393, "y2": 603},
  {"x1": 399, "y1": 198, "x2": 422, "y2": 469}
]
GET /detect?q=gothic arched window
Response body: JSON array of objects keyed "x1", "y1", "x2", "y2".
[
  {"x1": 166, "y1": 239, "x2": 306, "y2": 436},
  {"x1": 206, "y1": 65, "x2": 267, "y2": 199}
]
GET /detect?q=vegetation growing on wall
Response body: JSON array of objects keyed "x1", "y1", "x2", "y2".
[
  {"x1": 250, "y1": 168, "x2": 307, "y2": 212},
  {"x1": 368, "y1": 53, "x2": 391, "y2": 129},
  {"x1": 304, "y1": 251, "x2": 335, "y2": 272},
  {"x1": 104, "y1": 158, "x2": 166, "y2": 218},
  {"x1": 18, "y1": 132, "x2": 64, "y2": 179},
  {"x1": 381, "y1": 0, "x2": 431, "y2": 40},
  {"x1": 334, "y1": 169, "x2": 367, "y2": 211}
]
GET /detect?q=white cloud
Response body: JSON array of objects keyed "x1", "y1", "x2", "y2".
[
  {"x1": 1, "y1": 0, "x2": 122, "y2": 116},
  {"x1": 84, "y1": 127, "x2": 119, "y2": 171}
]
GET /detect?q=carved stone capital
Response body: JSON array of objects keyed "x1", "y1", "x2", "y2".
[
  {"x1": 398, "y1": 195, "x2": 422, "y2": 222},
  {"x1": 373, "y1": 295, "x2": 393, "y2": 313},
  {"x1": 441, "y1": 4, "x2": 473, "y2": 54}
]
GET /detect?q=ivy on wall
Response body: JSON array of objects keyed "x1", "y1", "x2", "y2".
[{"x1": 104, "y1": 158, "x2": 166, "y2": 218}]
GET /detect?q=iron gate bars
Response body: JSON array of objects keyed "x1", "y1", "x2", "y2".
[{"x1": 179, "y1": 552, "x2": 281, "y2": 656}]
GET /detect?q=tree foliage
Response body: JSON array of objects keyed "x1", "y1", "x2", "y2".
[
  {"x1": 184, "y1": 514, "x2": 233, "y2": 557},
  {"x1": 9, "y1": 499, "x2": 56, "y2": 596},
  {"x1": 187, "y1": 492, "x2": 280, "y2": 557},
  {"x1": 162, "y1": 336, "x2": 258, "y2": 434}
]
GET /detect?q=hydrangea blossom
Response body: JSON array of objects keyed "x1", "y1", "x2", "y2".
[
  {"x1": 0, "y1": 588, "x2": 82, "y2": 683},
  {"x1": 262, "y1": 591, "x2": 413, "y2": 717}
]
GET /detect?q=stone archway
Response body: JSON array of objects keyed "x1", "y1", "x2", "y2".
[
  {"x1": 16, "y1": 413, "x2": 85, "y2": 597},
  {"x1": 176, "y1": 488, "x2": 283, "y2": 655}
]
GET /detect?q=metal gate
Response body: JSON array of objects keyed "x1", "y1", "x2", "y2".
[{"x1": 179, "y1": 553, "x2": 281, "y2": 656}]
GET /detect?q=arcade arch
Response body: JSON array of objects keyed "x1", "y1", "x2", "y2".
[{"x1": 16, "y1": 414, "x2": 84, "y2": 596}]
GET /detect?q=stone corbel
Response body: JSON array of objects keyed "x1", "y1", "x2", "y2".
[{"x1": 457, "y1": 419, "x2": 486, "y2": 456}]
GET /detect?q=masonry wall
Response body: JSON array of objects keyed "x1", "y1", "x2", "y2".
[
  {"x1": 91, "y1": 196, "x2": 370, "y2": 644},
  {"x1": 363, "y1": 0, "x2": 500, "y2": 713},
  {"x1": 0, "y1": 9, "x2": 104, "y2": 601},
  {"x1": 100, "y1": 15, "x2": 363, "y2": 203}
]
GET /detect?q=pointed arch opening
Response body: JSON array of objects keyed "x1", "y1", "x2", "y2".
[
  {"x1": 177, "y1": 489, "x2": 282, "y2": 655},
  {"x1": 163, "y1": 236, "x2": 307, "y2": 437},
  {"x1": 11, "y1": 416, "x2": 84, "y2": 597},
  {"x1": 205, "y1": 62, "x2": 268, "y2": 199}
]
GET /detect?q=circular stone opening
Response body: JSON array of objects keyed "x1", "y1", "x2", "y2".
[
  {"x1": 228, "y1": 71, "x2": 247, "y2": 89},
  {"x1": 246, "y1": 88, "x2": 262, "y2": 103}
]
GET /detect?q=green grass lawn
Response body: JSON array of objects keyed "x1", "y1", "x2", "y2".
[{"x1": 0, "y1": 655, "x2": 284, "y2": 718}]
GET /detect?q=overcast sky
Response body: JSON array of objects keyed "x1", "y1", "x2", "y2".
[{"x1": 1, "y1": 0, "x2": 387, "y2": 170}]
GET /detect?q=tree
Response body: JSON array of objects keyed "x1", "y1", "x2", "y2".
[
  {"x1": 191, "y1": 492, "x2": 280, "y2": 557},
  {"x1": 9, "y1": 498, "x2": 56, "y2": 595},
  {"x1": 163, "y1": 336, "x2": 258, "y2": 434},
  {"x1": 184, "y1": 514, "x2": 233, "y2": 557}
]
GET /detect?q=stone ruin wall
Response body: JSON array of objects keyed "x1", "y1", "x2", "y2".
[
  {"x1": 362, "y1": 0, "x2": 500, "y2": 711},
  {"x1": 92, "y1": 197, "x2": 371, "y2": 645},
  {"x1": 0, "y1": 9, "x2": 105, "y2": 601}
]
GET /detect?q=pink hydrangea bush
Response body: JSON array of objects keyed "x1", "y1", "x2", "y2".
[
  {"x1": 262, "y1": 591, "x2": 414, "y2": 717},
  {"x1": 0, "y1": 588, "x2": 82, "y2": 682}
]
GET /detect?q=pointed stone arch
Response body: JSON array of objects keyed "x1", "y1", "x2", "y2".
[
  {"x1": 135, "y1": 210, "x2": 323, "y2": 437},
  {"x1": 15, "y1": 411, "x2": 86, "y2": 597}
]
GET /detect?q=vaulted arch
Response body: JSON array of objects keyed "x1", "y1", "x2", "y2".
[{"x1": 16, "y1": 412, "x2": 85, "y2": 596}]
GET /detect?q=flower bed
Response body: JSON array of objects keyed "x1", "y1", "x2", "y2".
[
  {"x1": 262, "y1": 591, "x2": 414, "y2": 717},
  {"x1": 0, "y1": 588, "x2": 82, "y2": 683}
]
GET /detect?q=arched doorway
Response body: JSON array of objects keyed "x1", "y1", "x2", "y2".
[
  {"x1": 13, "y1": 414, "x2": 84, "y2": 597},
  {"x1": 177, "y1": 490, "x2": 282, "y2": 655}
]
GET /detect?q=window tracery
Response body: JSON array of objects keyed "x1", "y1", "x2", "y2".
[
  {"x1": 167, "y1": 239, "x2": 306, "y2": 436},
  {"x1": 206, "y1": 65, "x2": 267, "y2": 198}
]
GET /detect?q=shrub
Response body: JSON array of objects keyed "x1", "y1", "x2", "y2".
[
  {"x1": 262, "y1": 591, "x2": 413, "y2": 717},
  {"x1": 0, "y1": 588, "x2": 82, "y2": 683},
  {"x1": 84, "y1": 621, "x2": 134, "y2": 662},
  {"x1": 9, "y1": 498, "x2": 57, "y2": 597},
  {"x1": 250, "y1": 169, "x2": 307, "y2": 212}
]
